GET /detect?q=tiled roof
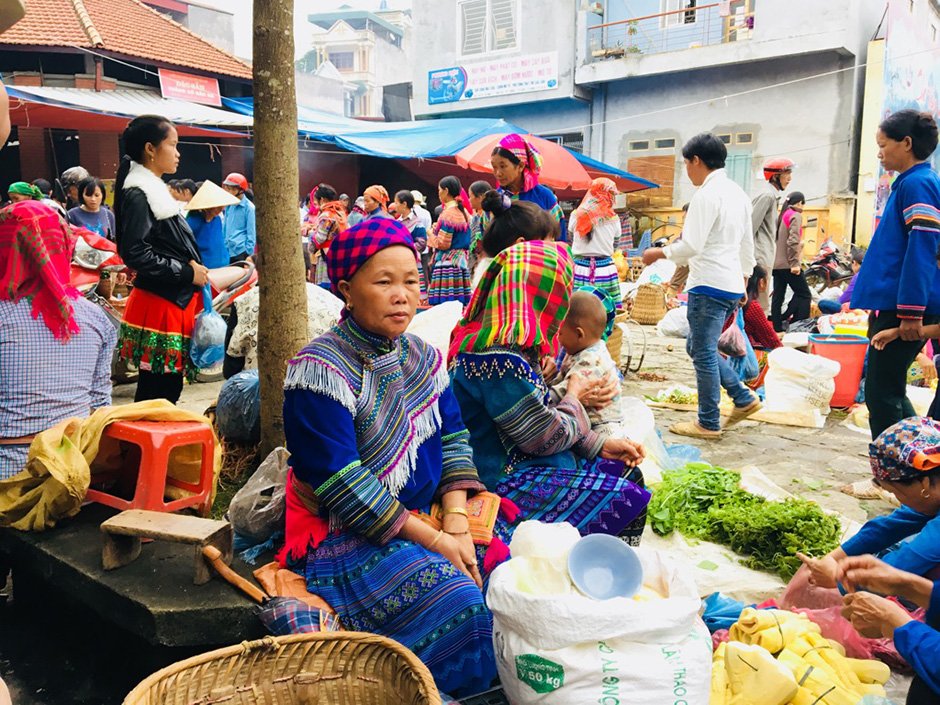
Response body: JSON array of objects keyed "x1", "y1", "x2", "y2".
[{"x1": 0, "y1": 0, "x2": 252, "y2": 80}]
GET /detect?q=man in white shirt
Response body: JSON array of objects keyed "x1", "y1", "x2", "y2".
[{"x1": 643, "y1": 133, "x2": 761, "y2": 439}]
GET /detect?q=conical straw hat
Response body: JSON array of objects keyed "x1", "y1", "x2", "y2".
[{"x1": 186, "y1": 180, "x2": 240, "y2": 211}]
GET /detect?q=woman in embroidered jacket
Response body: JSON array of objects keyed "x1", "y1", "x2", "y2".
[
  {"x1": 279, "y1": 218, "x2": 499, "y2": 696},
  {"x1": 450, "y1": 240, "x2": 651, "y2": 544},
  {"x1": 114, "y1": 115, "x2": 208, "y2": 403},
  {"x1": 428, "y1": 175, "x2": 473, "y2": 305}
]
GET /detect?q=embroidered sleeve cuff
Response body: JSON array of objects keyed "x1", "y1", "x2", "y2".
[
  {"x1": 897, "y1": 305, "x2": 926, "y2": 320},
  {"x1": 437, "y1": 430, "x2": 486, "y2": 498},
  {"x1": 316, "y1": 461, "x2": 407, "y2": 545},
  {"x1": 575, "y1": 427, "x2": 606, "y2": 460}
]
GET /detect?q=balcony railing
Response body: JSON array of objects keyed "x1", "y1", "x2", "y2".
[{"x1": 587, "y1": 2, "x2": 754, "y2": 62}]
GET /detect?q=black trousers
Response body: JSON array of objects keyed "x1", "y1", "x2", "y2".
[
  {"x1": 135, "y1": 370, "x2": 184, "y2": 404},
  {"x1": 866, "y1": 311, "x2": 939, "y2": 440},
  {"x1": 771, "y1": 268, "x2": 811, "y2": 331}
]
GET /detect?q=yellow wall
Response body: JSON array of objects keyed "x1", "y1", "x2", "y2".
[{"x1": 854, "y1": 39, "x2": 885, "y2": 247}]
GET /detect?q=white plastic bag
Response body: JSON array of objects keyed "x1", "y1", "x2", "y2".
[
  {"x1": 228, "y1": 447, "x2": 289, "y2": 541},
  {"x1": 488, "y1": 538, "x2": 712, "y2": 705},
  {"x1": 406, "y1": 301, "x2": 463, "y2": 359},
  {"x1": 656, "y1": 307, "x2": 689, "y2": 338},
  {"x1": 635, "y1": 258, "x2": 676, "y2": 286},
  {"x1": 764, "y1": 347, "x2": 839, "y2": 414}
]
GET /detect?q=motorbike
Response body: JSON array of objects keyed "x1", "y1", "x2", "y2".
[
  {"x1": 69, "y1": 229, "x2": 258, "y2": 383},
  {"x1": 804, "y1": 237, "x2": 854, "y2": 296}
]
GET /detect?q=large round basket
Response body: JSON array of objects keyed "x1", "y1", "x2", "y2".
[
  {"x1": 124, "y1": 633, "x2": 442, "y2": 705},
  {"x1": 631, "y1": 283, "x2": 668, "y2": 325}
]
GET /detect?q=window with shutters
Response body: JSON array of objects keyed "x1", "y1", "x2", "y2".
[{"x1": 458, "y1": 0, "x2": 520, "y2": 57}]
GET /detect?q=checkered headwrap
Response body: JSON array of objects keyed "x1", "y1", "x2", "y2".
[
  {"x1": 325, "y1": 217, "x2": 417, "y2": 300},
  {"x1": 458, "y1": 240, "x2": 573, "y2": 356},
  {"x1": 870, "y1": 416, "x2": 940, "y2": 482}
]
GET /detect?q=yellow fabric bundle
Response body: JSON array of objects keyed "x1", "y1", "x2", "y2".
[
  {"x1": 712, "y1": 608, "x2": 891, "y2": 705},
  {"x1": 729, "y1": 607, "x2": 821, "y2": 654},
  {"x1": 0, "y1": 401, "x2": 221, "y2": 531},
  {"x1": 711, "y1": 641, "x2": 798, "y2": 705}
]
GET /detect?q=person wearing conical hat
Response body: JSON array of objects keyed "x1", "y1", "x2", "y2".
[{"x1": 185, "y1": 180, "x2": 239, "y2": 269}]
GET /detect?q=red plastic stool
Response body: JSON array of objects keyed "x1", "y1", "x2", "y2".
[{"x1": 86, "y1": 420, "x2": 216, "y2": 517}]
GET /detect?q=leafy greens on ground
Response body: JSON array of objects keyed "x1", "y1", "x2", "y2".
[{"x1": 648, "y1": 463, "x2": 841, "y2": 579}]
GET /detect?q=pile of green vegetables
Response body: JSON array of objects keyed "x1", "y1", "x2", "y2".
[{"x1": 648, "y1": 462, "x2": 841, "y2": 579}]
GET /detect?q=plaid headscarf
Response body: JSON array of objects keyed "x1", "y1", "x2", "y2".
[
  {"x1": 573, "y1": 178, "x2": 618, "y2": 240},
  {"x1": 498, "y1": 134, "x2": 543, "y2": 193},
  {"x1": 870, "y1": 417, "x2": 940, "y2": 482},
  {"x1": 326, "y1": 218, "x2": 417, "y2": 303},
  {"x1": 363, "y1": 185, "x2": 390, "y2": 211},
  {"x1": 578, "y1": 284, "x2": 617, "y2": 340},
  {"x1": 0, "y1": 200, "x2": 79, "y2": 341},
  {"x1": 458, "y1": 240, "x2": 573, "y2": 357}
]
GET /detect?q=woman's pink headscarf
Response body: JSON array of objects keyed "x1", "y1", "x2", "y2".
[{"x1": 497, "y1": 134, "x2": 543, "y2": 193}]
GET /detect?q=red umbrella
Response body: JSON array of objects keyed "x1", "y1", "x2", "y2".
[{"x1": 455, "y1": 133, "x2": 594, "y2": 191}]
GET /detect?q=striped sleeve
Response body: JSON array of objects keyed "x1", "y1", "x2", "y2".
[
  {"x1": 898, "y1": 189, "x2": 940, "y2": 319},
  {"x1": 316, "y1": 460, "x2": 408, "y2": 544},
  {"x1": 436, "y1": 386, "x2": 485, "y2": 498},
  {"x1": 428, "y1": 216, "x2": 455, "y2": 250},
  {"x1": 284, "y1": 389, "x2": 406, "y2": 545}
]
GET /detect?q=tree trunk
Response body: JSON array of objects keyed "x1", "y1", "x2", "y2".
[{"x1": 253, "y1": 0, "x2": 307, "y2": 457}]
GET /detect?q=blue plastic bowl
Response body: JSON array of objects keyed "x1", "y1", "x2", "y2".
[{"x1": 567, "y1": 534, "x2": 643, "y2": 600}]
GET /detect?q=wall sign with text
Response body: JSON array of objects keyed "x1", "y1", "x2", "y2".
[
  {"x1": 428, "y1": 52, "x2": 559, "y2": 105},
  {"x1": 158, "y1": 68, "x2": 222, "y2": 107}
]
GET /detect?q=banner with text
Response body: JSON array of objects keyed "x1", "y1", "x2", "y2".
[
  {"x1": 428, "y1": 52, "x2": 559, "y2": 105},
  {"x1": 159, "y1": 68, "x2": 222, "y2": 107}
]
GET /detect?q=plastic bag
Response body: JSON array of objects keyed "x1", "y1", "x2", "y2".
[
  {"x1": 764, "y1": 347, "x2": 839, "y2": 414},
  {"x1": 656, "y1": 306, "x2": 690, "y2": 338},
  {"x1": 489, "y1": 525, "x2": 712, "y2": 705},
  {"x1": 228, "y1": 447, "x2": 289, "y2": 541},
  {"x1": 216, "y1": 370, "x2": 261, "y2": 443},
  {"x1": 190, "y1": 285, "x2": 227, "y2": 369},
  {"x1": 718, "y1": 311, "x2": 748, "y2": 356}
]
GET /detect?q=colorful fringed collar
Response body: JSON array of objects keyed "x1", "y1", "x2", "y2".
[{"x1": 285, "y1": 317, "x2": 449, "y2": 497}]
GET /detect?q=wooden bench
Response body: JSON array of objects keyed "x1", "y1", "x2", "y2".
[{"x1": 101, "y1": 509, "x2": 233, "y2": 585}]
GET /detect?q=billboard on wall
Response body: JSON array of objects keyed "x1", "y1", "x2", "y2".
[
  {"x1": 158, "y1": 68, "x2": 222, "y2": 107},
  {"x1": 877, "y1": 0, "x2": 940, "y2": 216},
  {"x1": 427, "y1": 52, "x2": 559, "y2": 105}
]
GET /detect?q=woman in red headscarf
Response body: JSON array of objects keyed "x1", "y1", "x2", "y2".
[
  {"x1": 0, "y1": 200, "x2": 116, "y2": 479},
  {"x1": 570, "y1": 177, "x2": 623, "y2": 309}
]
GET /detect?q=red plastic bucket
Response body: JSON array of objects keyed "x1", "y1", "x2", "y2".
[{"x1": 809, "y1": 334, "x2": 868, "y2": 407}]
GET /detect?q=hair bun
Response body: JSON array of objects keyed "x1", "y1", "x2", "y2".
[{"x1": 482, "y1": 189, "x2": 511, "y2": 217}]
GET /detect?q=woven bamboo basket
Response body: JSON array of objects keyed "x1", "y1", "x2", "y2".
[
  {"x1": 631, "y1": 283, "x2": 668, "y2": 325},
  {"x1": 124, "y1": 633, "x2": 442, "y2": 705}
]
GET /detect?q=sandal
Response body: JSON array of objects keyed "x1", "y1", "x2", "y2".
[
  {"x1": 723, "y1": 398, "x2": 762, "y2": 429},
  {"x1": 669, "y1": 421, "x2": 722, "y2": 440}
]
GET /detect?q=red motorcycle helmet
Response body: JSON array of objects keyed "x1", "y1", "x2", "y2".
[
  {"x1": 222, "y1": 172, "x2": 249, "y2": 192},
  {"x1": 763, "y1": 158, "x2": 795, "y2": 182}
]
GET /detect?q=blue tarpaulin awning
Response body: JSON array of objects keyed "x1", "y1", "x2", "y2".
[{"x1": 222, "y1": 97, "x2": 657, "y2": 193}]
